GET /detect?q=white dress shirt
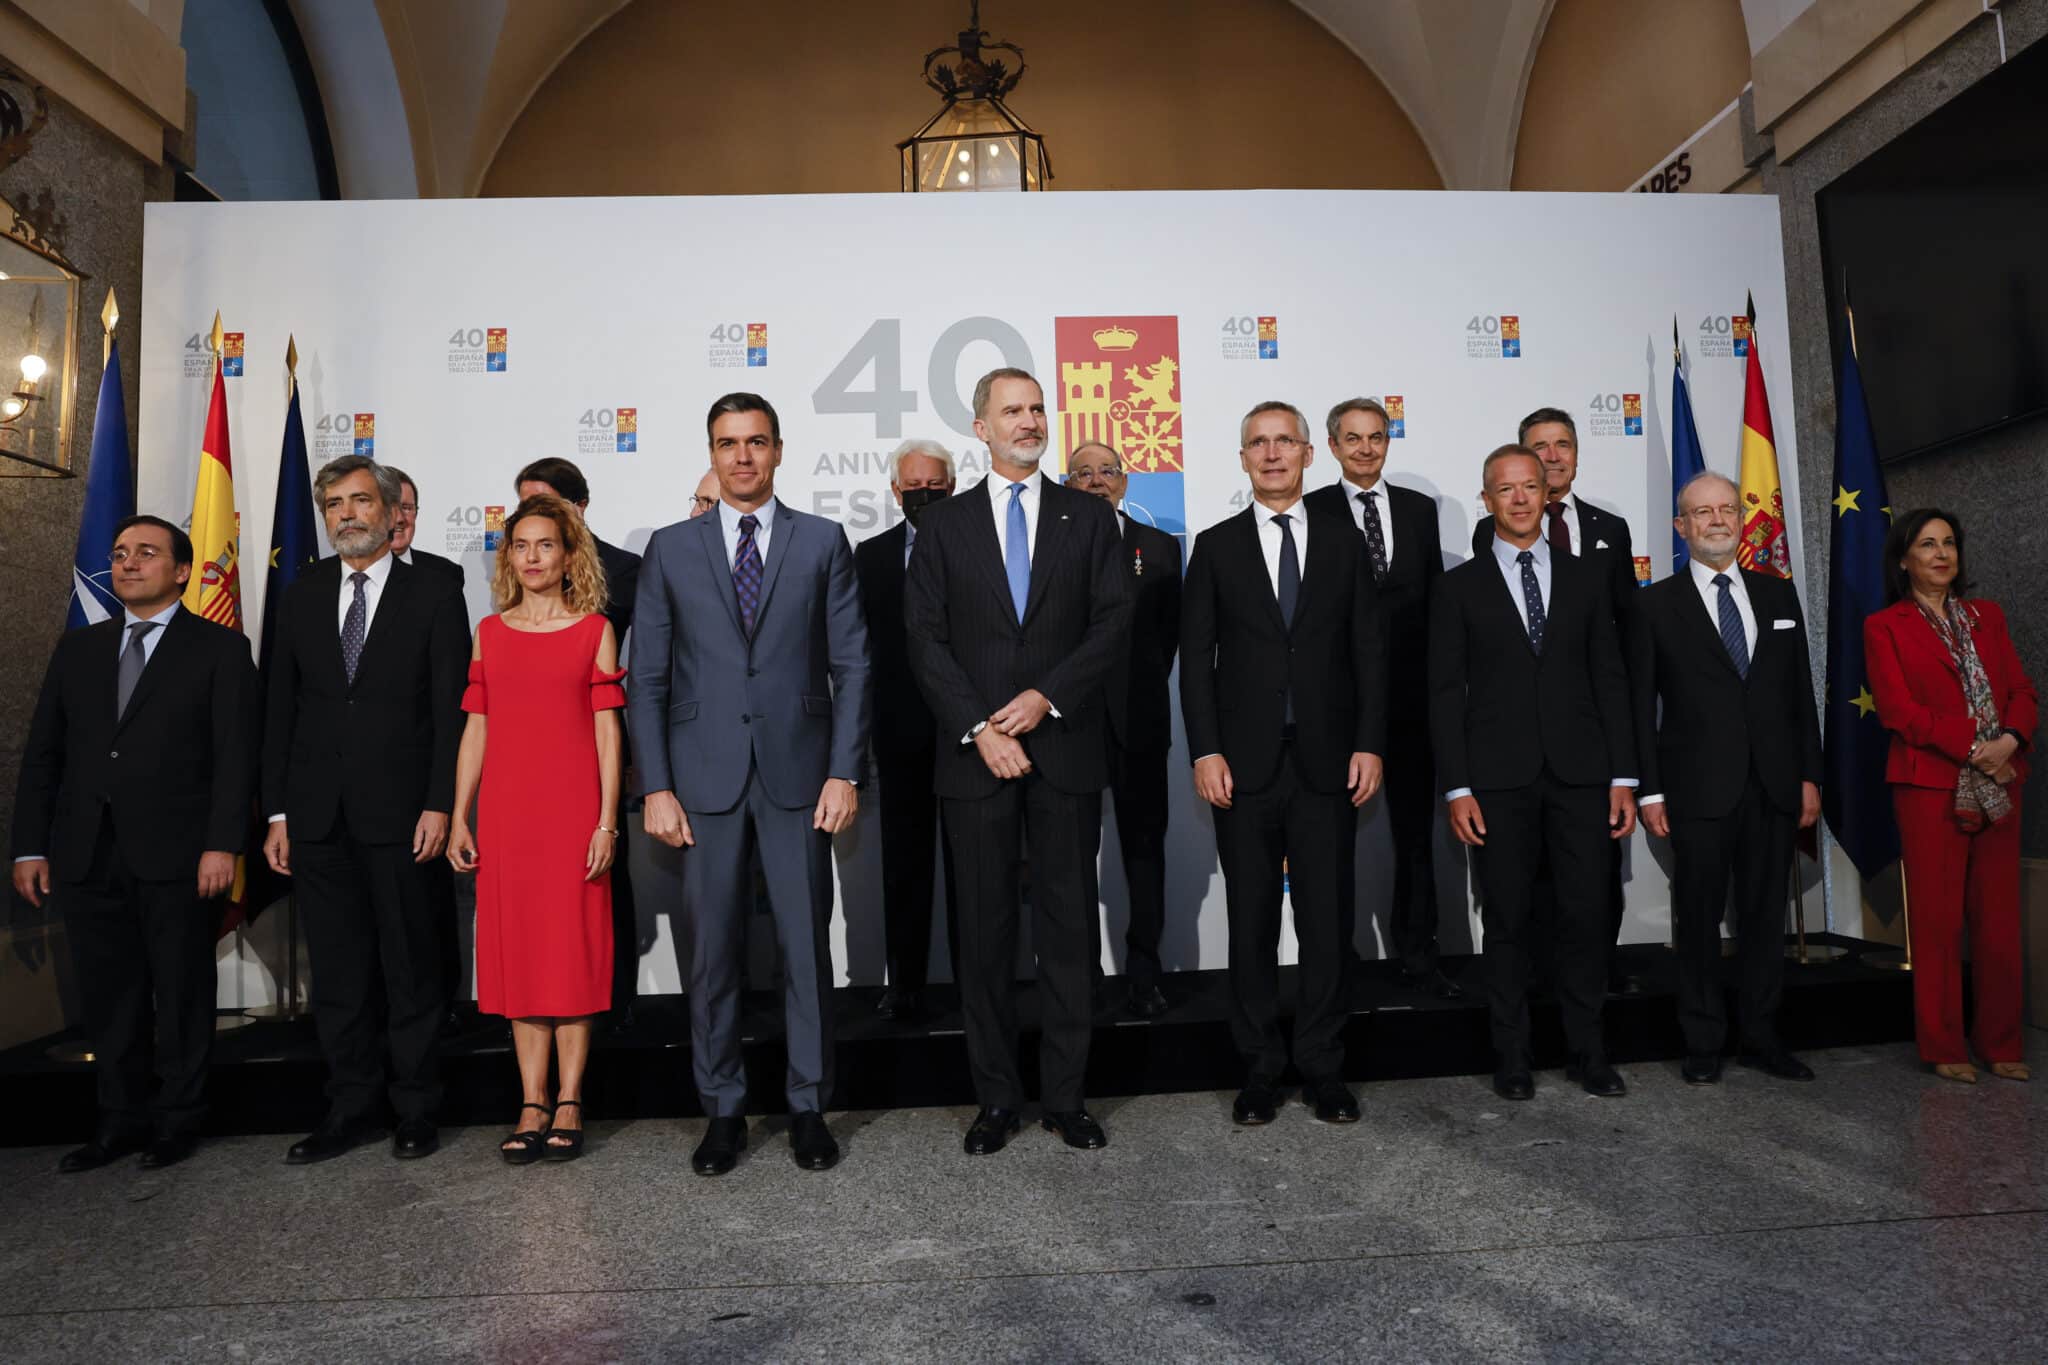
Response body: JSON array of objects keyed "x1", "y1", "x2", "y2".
[
  {"x1": 1254, "y1": 496, "x2": 1308, "y2": 596},
  {"x1": 988, "y1": 470, "x2": 1046, "y2": 562},
  {"x1": 1444, "y1": 533, "x2": 1635, "y2": 801},
  {"x1": 902, "y1": 519, "x2": 918, "y2": 567},
  {"x1": 1340, "y1": 477, "x2": 1396, "y2": 567},
  {"x1": 718, "y1": 495, "x2": 779, "y2": 570},
  {"x1": 335, "y1": 549, "x2": 395, "y2": 637},
  {"x1": 1640, "y1": 559, "x2": 1759, "y2": 810}
]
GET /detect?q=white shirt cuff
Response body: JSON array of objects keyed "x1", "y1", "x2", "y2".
[
  {"x1": 1611, "y1": 778, "x2": 1639, "y2": 789},
  {"x1": 13, "y1": 855, "x2": 42, "y2": 863},
  {"x1": 1638, "y1": 793, "x2": 1665, "y2": 807},
  {"x1": 1444, "y1": 787, "x2": 1474, "y2": 801},
  {"x1": 268, "y1": 814, "x2": 287, "y2": 824}
]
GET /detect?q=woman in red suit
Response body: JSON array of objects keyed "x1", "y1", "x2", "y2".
[
  {"x1": 1865, "y1": 508, "x2": 2037, "y2": 1084},
  {"x1": 449, "y1": 495, "x2": 626, "y2": 1159}
]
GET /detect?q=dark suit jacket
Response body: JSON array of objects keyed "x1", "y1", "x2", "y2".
[
  {"x1": 904, "y1": 477, "x2": 1132, "y2": 800},
  {"x1": 406, "y1": 548, "x2": 465, "y2": 588},
  {"x1": 1866, "y1": 596, "x2": 2039, "y2": 791},
  {"x1": 1631, "y1": 569, "x2": 1822, "y2": 820},
  {"x1": 1305, "y1": 479, "x2": 1441, "y2": 720},
  {"x1": 1473, "y1": 496, "x2": 1637, "y2": 638},
  {"x1": 262, "y1": 556, "x2": 471, "y2": 843},
  {"x1": 1106, "y1": 513, "x2": 1182, "y2": 755},
  {"x1": 1180, "y1": 503, "x2": 1386, "y2": 795},
  {"x1": 594, "y1": 536, "x2": 640, "y2": 647},
  {"x1": 12, "y1": 608, "x2": 258, "y2": 881},
  {"x1": 1429, "y1": 543, "x2": 1636, "y2": 793},
  {"x1": 856, "y1": 521, "x2": 937, "y2": 756}
]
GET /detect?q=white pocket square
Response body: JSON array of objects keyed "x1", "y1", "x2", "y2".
[
  {"x1": 1595, "y1": 539, "x2": 1610, "y2": 549},
  {"x1": 1772, "y1": 619, "x2": 1798, "y2": 630}
]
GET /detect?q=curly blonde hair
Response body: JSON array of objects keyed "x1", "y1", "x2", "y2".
[{"x1": 491, "y1": 493, "x2": 609, "y2": 614}]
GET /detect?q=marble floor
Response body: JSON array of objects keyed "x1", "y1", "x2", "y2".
[{"x1": 0, "y1": 1040, "x2": 2042, "y2": 1363}]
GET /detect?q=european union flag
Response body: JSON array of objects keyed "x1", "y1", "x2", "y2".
[
  {"x1": 261, "y1": 368, "x2": 320, "y2": 672},
  {"x1": 68, "y1": 339, "x2": 133, "y2": 628},
  {"x1": 1668, "y1": 318, "x2": 1707, "y2": 572},
  {"x1": 1821, "y1": 304, "x2": 1899, "y2": 880}
]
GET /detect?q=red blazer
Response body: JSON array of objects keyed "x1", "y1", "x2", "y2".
[{"x1": 1864, "y1": 597, "x2": 2038, "y2": 791}]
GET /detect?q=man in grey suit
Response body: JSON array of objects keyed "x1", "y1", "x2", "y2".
[{"x1": 630, "y1": 392, "x2": 871, "y2": 1176}]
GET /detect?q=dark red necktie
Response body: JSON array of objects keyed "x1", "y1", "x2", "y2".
[{"x1": 1546, "y1": 501, "x2": 1572, "y2": 556}]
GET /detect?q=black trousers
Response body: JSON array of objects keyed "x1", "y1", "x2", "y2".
[
  {"x1": 60, "y1": 817, "x2": 218, "y2": 1139},
  {"x1": 429, "y1": 856, "x2": 461, "y2": 1005},
  {"x1": 1212, "y1": 746, "x2": 1355, "y2": 1083},
  {"x1": 1669, "y1": 772, "x2": 1794, "y2": 1056},
  {"x1": 1381, "y1": 729, "x2": 1440, "y2": 974},
  {"x1": 878, "y1": 743, "x2": 956, "y2": 992},
  {"x1": 944, "y1": 775, "x2": 1100, "y2": 1112},
  {"x1": 1471, "y1": 771, "x2": 1610, "y2": 1063},
  {"x1": 1107, "y1": 739, "x2": 1170, "y2": 987},
  {"x1": 608, "y1": 819, "x2": 640, "y2": 1010},
  {"x1": 295, "y1": 817, "x2": 445, "y2": 1122}
]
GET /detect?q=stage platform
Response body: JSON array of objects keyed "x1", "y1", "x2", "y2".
[{"x1": 0, "y1": 935, "x2": 1913, "y2": 1145}]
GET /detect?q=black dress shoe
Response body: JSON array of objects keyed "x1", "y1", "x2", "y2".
[
  {"x1": 1303, "y1": 1080, "x2": 1361, "y2": 1123},
  {"x1": 1682, "y1": 1055, "x2": 1724, "y2": 1085},
  {"x1": 692, "y1": 1116, "x2": 747, "y2": 1176},
  {"x1": 1569, "y1": 1057, "x2": 1627, "y2": 1097},
  {"x1": 285, "y1": 1117, "x2": 385, "y2": 1166},
  {"x1": 1126, "y1": 983, "x2": 1169, "y2": 1019},
  {"x1": 1232, "y1": 1082, "x2": 1284, "y2": 1126},
  {"x1": 789, "y1": 1111, "x2": 840, "y2": 1170},
  {"x1": 392, "y1": 1119, "x2": 440, "y2": 1159},
  {"x1": 57, "y1": 1133, "x2": 144, "y2": 1174},
  {"x1": 1740, "y1": 1048, "x2": 1816, "y2": 1082},
  {"x1": 875, "y1": 987, "x2": 924, "y2": 1023},
  {"x1": 1607, "y1": 971, "x2": 1646, "y2": 998},
  {"x1": 1402, "y1": 966, "x2": 1465, "y2": 1000},
  {"x1": 1042, "y1": 1109, "x2": 1107, "y2": 1149},
  {"x1": 139, "y1": 1135, "x2": 198, "y2": 1170},
  {"x1": 964, "y1": 1107, "x2": 1023, "y2": 1155},
  {"x1": 1492, "y1": 1069, "x2": 1535, "y2": 1102}
]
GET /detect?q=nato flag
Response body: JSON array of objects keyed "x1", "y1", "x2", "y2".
[
  {"x1": 1821, "y1": 307, "x2": 1900, "y2": 879},
  {"x1": 68, "y1": 341, "x2": 134, "y2": 628}
]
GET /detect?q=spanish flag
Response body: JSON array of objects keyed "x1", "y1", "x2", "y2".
[
  {"x1": 183, "y1": 313, "x2": 243, "y2": 628},
  {"x1": 1736, "y1": 292, "x2": 1792, "y2": 578}
]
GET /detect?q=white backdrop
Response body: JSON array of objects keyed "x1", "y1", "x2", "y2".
[{"x1": 138, "y1": 190, "x2": 1805, "y2": 999}]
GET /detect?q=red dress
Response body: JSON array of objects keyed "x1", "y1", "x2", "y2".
[{"x1": 461, "y1": 613, "x2": 626, "y2": 1017}]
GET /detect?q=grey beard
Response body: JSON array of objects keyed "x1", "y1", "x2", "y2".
[{"x1": 333, "y1": 525, "x2": 386, "y2": 558}]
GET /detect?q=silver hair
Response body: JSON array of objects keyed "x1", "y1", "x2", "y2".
[
  {"x1": 888, "y1": 438, "x2": 956, "y2": 484},
  {"x1": 1239, "y1": 400, "x2": 1311, "y2": 448},
  {"x1": 1675, "y1": 469, "x2": 1740, "y2": 511},
  {"x1": 972, "y1": 367, "x2": 1040, "y2": 421},
  {"x1": 313, "y1": 454, "x2": 401, "y2": 509},
  {"x1": 1324, "y1": 397, "x2": 1391, "y2": 443}
]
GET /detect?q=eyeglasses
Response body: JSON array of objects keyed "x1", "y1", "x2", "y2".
[
  {"x1": 395, "y1": 502, "x2": 418, "y2": 516},
  {"x1": 1245, "y1": 435, "x2": 1308, "y2": 454},
  {"x1": 1066, "y1": 465, "x2": 1123, "y2": 481},
  {"x1": 1683, "y1": 504, "x2": 1741, "y2": 521},
  {"x1": 690, "y1": 495, "x2": 718, "y2": 513},
  {"x1": 108, "y1": 545, "x2": 166, "y2": 564}
]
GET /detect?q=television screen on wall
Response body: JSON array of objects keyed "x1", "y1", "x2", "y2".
[{"x1": 1816, "y1": 37, "x2": 2048, "y2": 462}]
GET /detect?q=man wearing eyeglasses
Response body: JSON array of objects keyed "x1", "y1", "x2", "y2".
[
  {"x1": 689, "y1": 469, "x2": 720, "y2": 520},
  {"x1": 1632, "y1": 471, "x2": 1821, "y2": 1085},
  {"x1": 1304, "y1": 398, "x2": 1454, "y2": 999},
  {"x1": 1181, "y1": 403, "x2": 1384, "y2": 1127},
  {"x1": 385, "y1": 469, "x2": 466, "y2": 588},
  {"x1": 1065, "y1": 441, "x2": 1182, "y2": 1018},
  {"x1": 13, "y1": 515, "x2": 258, "y2": 1172}
]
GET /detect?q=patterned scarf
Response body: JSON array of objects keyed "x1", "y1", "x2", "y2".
[{"x1": 1915, "y1": 596, "x2": 2012, "y2": 831}]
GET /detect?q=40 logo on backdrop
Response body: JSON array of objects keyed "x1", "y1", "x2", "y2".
[{"x1": 1055, "y1": 315, "x2": 1185, "y2": 537}]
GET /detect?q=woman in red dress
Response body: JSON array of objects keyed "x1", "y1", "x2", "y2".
[
  {"x1": 449, "y1": 494, "x2": 625, "y2": 1160},
  {"x1": 1865, "y1": 508, "x2": 2036, "y2": 1084}
]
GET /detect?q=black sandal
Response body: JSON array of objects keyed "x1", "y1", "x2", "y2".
[
  {"x1": 542, "y1": 1099, "x2": 585, "y2": 1162},
  {"x1": 501, "y1": 1102, "x2": 554, "y2": 1165}
]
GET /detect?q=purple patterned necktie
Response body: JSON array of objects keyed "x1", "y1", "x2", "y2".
[{"x1": 733, "y1": 514, "x2": 763, "y2": 635}]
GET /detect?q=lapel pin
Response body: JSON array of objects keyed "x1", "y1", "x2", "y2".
[{"x1": 1133, "y1": 547, "x2": 1145, "y2": 577}]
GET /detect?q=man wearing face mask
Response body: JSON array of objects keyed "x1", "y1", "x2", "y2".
[{"x1": 854, "y1": 439, "x2": 959, "y2": 1022}]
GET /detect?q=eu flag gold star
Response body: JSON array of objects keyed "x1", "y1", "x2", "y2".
[
  {"x1": 1851, "y1": 686, "x2": 1877, "y2": 718},
  {"x1": 270, "y1": 546, "x2": 281, "y2": 568},
  {"x1": 1833, "y1": 486, "x2": 1861, "y2": 516}
]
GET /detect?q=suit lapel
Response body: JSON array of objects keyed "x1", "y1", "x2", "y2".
[
  {"x1": 353, "y1": 556, "x2": 409, "y2": 689},
  {"x1": 1678, "y1": 574, "x2": 1741, "y2": 678},
  {"x1": 116, "y1": 608, "x2": 190, "y2": 729},
  {"x1": 1292, "y1": 507, "x2": 1342, "y2": 630},
  {"x1": 959, "y1": 480, "x2": 1015, "y2": 621},
  {"x1": 1481, "y1": 546, "x2": 1538, "y2": 655},
  {"x1": 749, "y1": 501, "x2": 798, "y2": 632},
  {"x1": 696, "y1": 511, "x2": 745, "y2": 638},
  {"x1": 307, "y1": 558, "x2": 349, "y2": 689},
  {"x1": 1022, "y1": 483, "x2": 1073, "y2": 626},
  {"x1": 1238, "y1": 508, "x2": 1287, "y2": 634}
]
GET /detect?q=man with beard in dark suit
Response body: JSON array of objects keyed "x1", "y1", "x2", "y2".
[
  {"x1": 1304, "y1": 397, "x2": 1455, "y2": 998},
  {"x1": 854, "y1": 438, "x2": 959, "y2": 1022},
  {"x1": 1064, "y1": 440, "x2": 1181, "y2": 1018}
]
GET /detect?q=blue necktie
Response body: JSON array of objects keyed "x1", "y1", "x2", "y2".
[
  {"x1": 1713, "y1": 572, "x2": 1750, "y2": 679},
  {"x1": 341, "y1": 571, "x2": 368, "y2": 683},
  {"x1": 733, "y1": 514, "x2": 763, "y2": 635},
  {"x1": 1517, "y1": 550, "x2": 1546, "y2": 655},
  {"x1": 1004, "y1": 482, "x2": 1031, "y2": 623}
]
